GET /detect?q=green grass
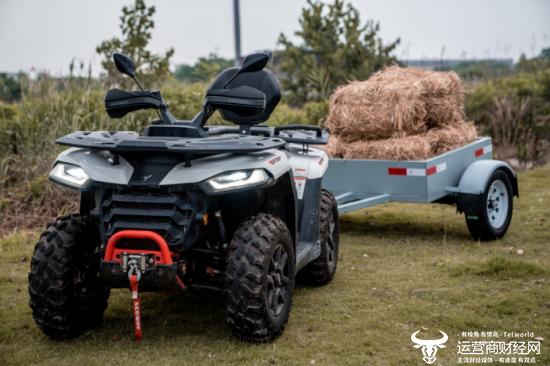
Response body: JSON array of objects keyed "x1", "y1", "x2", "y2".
[{"x1": 1, "y1": 165, "x2": 549, "y2": 365}]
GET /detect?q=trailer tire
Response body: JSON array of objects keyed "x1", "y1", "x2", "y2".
[
  {"x1": 28, "y1": 214, "x2": 110, "y2": 339},
  {"x1": 466, "y1": 170, "x2": 513, "y2": 241},
  {"x1": 225, "y1": 213, "x2": 295, "y2": 342},
  {"x1": 298, "y1": 189, "x2": 340, "y2": 285}
]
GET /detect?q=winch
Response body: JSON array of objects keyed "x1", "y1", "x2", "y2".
[{"x1": 102, "y1": 230, "x2": 185, "y2": 341}]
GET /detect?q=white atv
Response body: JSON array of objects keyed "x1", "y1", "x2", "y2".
[{"x1": 28, "y1": 52, "x2": 339, "y2": 342}]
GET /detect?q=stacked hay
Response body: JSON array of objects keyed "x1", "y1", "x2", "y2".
[{"x1": 325, "y1": 66, "x2": 477, "y2": 160}]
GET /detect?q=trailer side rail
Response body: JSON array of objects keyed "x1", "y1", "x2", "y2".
[{"x1": 324, "y1": 137, "x2": 494, "y2": 213}]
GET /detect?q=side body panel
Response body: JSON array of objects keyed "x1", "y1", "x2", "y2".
[
  {"x1": 285, "y1": 145, "x2": 329, "y2": 270},
  {"x1": 286, "y1": 144, "x2": 329, "y2": 199}
]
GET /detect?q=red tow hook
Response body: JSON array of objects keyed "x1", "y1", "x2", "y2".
[{"x1": 128, "y1": 269, "x2": 142, "y2": 341}]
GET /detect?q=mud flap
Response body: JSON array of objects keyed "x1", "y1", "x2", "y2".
[{"x1": 457, "y1": 192, "x2": 483, "y2": 219}]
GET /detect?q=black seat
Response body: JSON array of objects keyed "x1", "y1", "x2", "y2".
[{"x1": 206, "y1": 67, "x2": 281, "y2": 125}]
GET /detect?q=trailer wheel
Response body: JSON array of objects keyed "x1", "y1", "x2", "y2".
[
  {"x1": 298, "y1": 189, "x2": 340, "y2": 285},
  {"x1": 465, "y1": 170, "x2": 513, "y2": 241},
  {"x1": 28, "y1": 214, "x2": 110, "y2": 339},
  {"x1": 225, "y1": 213, "x2": 295, "y2": 342}
]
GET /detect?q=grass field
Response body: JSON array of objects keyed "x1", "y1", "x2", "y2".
[{"x1": 0, "y1": 165, "x2": 548, "y2": 365}]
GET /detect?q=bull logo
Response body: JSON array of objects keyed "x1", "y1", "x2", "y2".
[{"x1": 411, "y1": 330, "x2": 448, "y2": 364}]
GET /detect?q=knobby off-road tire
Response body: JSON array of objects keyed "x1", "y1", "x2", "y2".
[
  {"x1": 298, "y1": 189, "x2": 340, "y2": 285},
  {"x1": 225, "y1": 213, "x2": 295, "y2": 342},
  {"x1": 28, "y1": 214, "x2": 110, "y2": 339},
  {"x1": 466, "y1": 170, "x2": 514, "y2": 241}
]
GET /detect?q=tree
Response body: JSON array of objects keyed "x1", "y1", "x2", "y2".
[
  {"x1": 0, "y1": 73, "x2": 22, "y2": 102},
  {"x1": 174, "y1": 53, "x2": 233, "y2": 82},
  {"x1": 516, "y1": 50, "x2": 550, "y2": 74},
  {"x1": 277, "y1": 0, "x2": 400, "y2": 105},
  {"x1": 96, "y1": 0, "x2": 174, "y2": 86}
]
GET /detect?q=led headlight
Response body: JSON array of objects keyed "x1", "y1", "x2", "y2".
[
  {"x1": 48, "y1": 163, "x2": 91, "y2": 189},
  {"x1": 205, "y1": 169, "x2": 269, "y2": 193}
]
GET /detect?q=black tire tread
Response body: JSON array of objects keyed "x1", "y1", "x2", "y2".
[
  {"x1": 466, "y1": 170, "x2": 514, "y2": 241},
  {"x1": 225, "y1": 213, "x2": 294, "y2": 342},
  {"x1": 28, "y1": 214, "x2": 110, "y2": 339}
]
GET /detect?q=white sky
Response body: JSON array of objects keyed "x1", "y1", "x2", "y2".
[{"x1": 0, "y1": 0, "x2": 549, "y2": 76}]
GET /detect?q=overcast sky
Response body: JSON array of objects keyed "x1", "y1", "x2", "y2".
[{"x1": 0, "y1": 0, "x2": 549, "y2": 76}]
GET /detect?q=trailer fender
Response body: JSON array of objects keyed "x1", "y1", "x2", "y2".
[{"x1": 455, "y1": 160, "x2": 518, "y2": 215}]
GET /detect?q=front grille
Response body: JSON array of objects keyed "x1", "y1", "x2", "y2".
[{"x1": 100, "y1": 188, "x2": 196, "y2": 248}]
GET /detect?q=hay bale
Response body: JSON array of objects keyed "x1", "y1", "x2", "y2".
[
  {"x1": 423, "y1": 97, "x2": 465, "y2": 128},
  {"x1": 324, "y1": 135, "x2": 347, "y2": 158},
  {"x1": 420, "y1": 69, "x2": 463, "y2": 98},
  {"x1": 326, "y1": 66, "x2": 466, "y2": 142},
  {"x1": 341, "y1": 134, "x2": 433, "y2": 161},
  {"x1": 420, "y1": 70, "x2": 465, "y2": 128},
  {"x1": 326, "y1": 69, "x2": 428, "y2": 142},
  {"x1": 324, "y1": 66, "x2": 477, "y2": 160},
  {"x1": 326, "y1": 122, "x2": 478, "y2": 160},
  {"x1": 426, "y1": 122, "x2": 478, "y2": 155}
]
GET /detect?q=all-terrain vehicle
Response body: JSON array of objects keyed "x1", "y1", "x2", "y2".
[{"x1": 28, "y1": 52, "x2": 339, "y2": 342}]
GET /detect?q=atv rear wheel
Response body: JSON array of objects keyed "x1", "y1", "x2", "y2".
[
  {"x1": 28, "y1": 214, "x2": 110, "y2": 339},
  {"x1": 225, "y1": 213, "x2": 295, "y2": 342},
  {"x1": 298, "y1": 189, "x2": 339, "y2": 285}
]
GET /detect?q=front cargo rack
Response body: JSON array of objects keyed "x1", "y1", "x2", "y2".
[{"x1": 56, "y1": 130, "x2": 286, "y2": 154}]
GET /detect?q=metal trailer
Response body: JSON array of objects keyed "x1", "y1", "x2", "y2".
[{"x1": 322, "y1": 137, "x2": 519, "y2": 240}]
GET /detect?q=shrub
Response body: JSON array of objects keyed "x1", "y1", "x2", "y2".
[{"x1": 466, "y1": 70, "x2": 550, "y2": 166}]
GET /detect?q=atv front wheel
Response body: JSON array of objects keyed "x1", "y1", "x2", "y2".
[
  {"x1": 28, "y1": 214, "x2": 110, "y2": 339},
  {"x1": 298, "y1": 189, "x2": 340, "y2": 285},
  {"x1": 225, "y1": 213, "x2": 295, "y2": 342}
]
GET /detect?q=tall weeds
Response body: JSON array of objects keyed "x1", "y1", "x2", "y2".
[{"x1": 0, "y1": 78, "x2": 315, "y2": 233}]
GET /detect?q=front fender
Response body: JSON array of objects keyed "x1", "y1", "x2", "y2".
[
  {"x1": 161, "y1": 149, "x2": 289, "y2": 185},
  {"x1": 54, "y1": 148, "x2": 134, "y2": 186}
]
